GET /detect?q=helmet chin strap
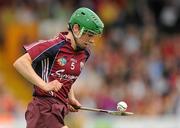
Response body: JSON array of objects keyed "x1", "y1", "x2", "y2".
[{"x1": 68, "y1": 24, "x2": 85, "y2": 51}]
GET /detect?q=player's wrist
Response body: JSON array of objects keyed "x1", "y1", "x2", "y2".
[{"x1": 37, "y1": 82, "x2": 48, "y2": 91}]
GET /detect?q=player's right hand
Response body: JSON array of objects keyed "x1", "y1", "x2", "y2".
[{"x1": 42, "y1": 80, "x2": 63, "y2": 92}]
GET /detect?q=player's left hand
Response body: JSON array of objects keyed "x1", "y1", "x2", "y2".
[{"x1": 68, "y1": 98, "x2": 81, "y2": 112}]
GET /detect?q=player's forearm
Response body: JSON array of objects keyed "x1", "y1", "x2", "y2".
[
  {"x1": 68, "y1": 86, "x2": 81, "y2": 109},
  {"x1": 68, "y1": 87, "x2": 75, "y2": 99},
  {"x1": 13, "y1": 53, "x2": 46, "y2": 89}
]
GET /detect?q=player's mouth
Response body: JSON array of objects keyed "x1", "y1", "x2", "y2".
[{"x1": 84, "y1": 43, "x2": 88, "y2": 46}]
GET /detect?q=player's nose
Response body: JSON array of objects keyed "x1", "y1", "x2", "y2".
[{"x1": 89, "y1": 38, "x2": 95, "y2": 43}]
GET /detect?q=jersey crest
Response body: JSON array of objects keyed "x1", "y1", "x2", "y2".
[{"x1": 57, "y1": 57, "x2": 67, "y2": 66}]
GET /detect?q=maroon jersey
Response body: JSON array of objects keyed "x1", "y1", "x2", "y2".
[{"x1": 24, "y1": 32, "x2": 90, "y2": 104}]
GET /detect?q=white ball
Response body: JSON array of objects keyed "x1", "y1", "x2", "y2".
[{"x1": 117, "y1": 101, "x2": 128, "y2": 112}]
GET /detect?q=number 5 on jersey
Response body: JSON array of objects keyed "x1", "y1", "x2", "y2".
[{"x1": 70, "y1": 62, "x2": 75, "y2": 70}]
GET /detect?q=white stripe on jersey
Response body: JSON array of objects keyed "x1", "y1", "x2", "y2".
[
  {"x1": 41, "y1": 58, "x2": 49, "y2": 82},
  {"x1": 41, "y1": 58, "x2": 53, "y2": 96},
  {"x1": 46, "y1": 58, "x2": 49, "y2": 83},
  {"x1": 41, "y1": 60, "x2": 44, "y2": 81}
]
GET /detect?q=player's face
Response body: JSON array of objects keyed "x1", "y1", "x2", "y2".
[
  {"x1": 72, "y1": 24, "x2": 99, "y2": 49},
  {"x1": 76, "y1": 31, "x2": 96, "y2": 49}
]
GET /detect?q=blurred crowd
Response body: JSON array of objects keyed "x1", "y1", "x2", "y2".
[{"x1": 0, "y1": 0, "x2": 180, "y2": 121}]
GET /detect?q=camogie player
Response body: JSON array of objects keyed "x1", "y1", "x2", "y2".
[{"x1": 13, "y1": 7, "x2": 104, "y2": 128}]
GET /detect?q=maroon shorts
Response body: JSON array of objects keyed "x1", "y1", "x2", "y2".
[{"x1": 25, "y1": 97, "x2": 68, "y2": 128}]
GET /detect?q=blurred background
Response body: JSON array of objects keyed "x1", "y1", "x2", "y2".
[{"x1": 0, "y1": 0, "x2": 180, "y2": 128}]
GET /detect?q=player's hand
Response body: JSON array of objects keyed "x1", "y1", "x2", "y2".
[
  {"x1": 42, "y1": 80, "x2": 63, "y2": 92},
  {"x1": 68, "y1": 98, "x2": 81, "y2": 112}
]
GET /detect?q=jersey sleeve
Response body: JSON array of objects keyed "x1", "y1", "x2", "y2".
[{"x1": 24, "y1": 39, "x2": 64, "y2": 62}]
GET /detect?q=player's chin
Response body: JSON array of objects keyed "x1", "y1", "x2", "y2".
[
  {"x1": 79, "y1": 45, "x2": 87, "y2": 49},
  {"x1": 83, "y1": 43, "x2": 89, "y2": 48}
]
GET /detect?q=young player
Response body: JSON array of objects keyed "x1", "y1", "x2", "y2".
[{"x1": 13, "y1": 7, "x2": 104, "y2": 128}]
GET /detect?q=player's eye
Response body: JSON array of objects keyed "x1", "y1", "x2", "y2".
[{"x1": 87, "y1": 34, "x2": 93, "y2": 37}]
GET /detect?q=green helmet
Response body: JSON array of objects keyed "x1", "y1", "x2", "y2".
[{"x1": 69, "y1": 7, "x2": 104, "y2": 35}]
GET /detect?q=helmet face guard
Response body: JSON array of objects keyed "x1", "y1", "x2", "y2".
[{"x1": 69, "y1": 7, "x2": 104, "y2": 37}]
